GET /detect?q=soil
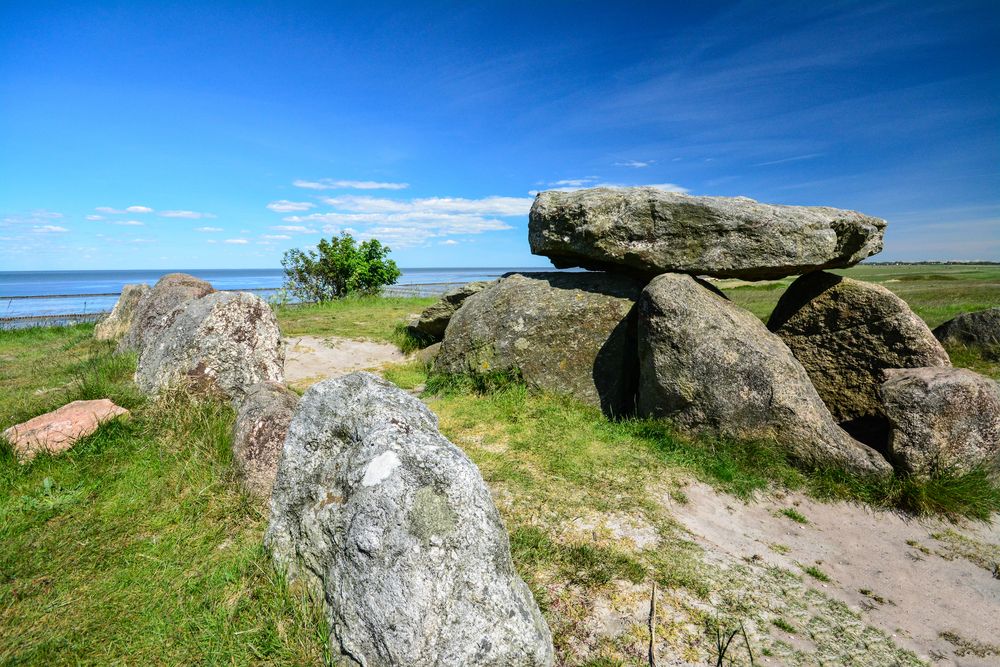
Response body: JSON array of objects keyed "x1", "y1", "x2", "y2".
[{"x1": 283, "y1": 335, "x2": 405, "y2": 390}]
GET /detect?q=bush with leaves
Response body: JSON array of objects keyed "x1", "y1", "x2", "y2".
[{"x1": 280, "y1": 233, "x2": 401, "y2": 302}]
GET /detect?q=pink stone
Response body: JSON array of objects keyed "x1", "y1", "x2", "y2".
[{"x1": 3, "y1": 399, "x2": 129, "y2": 463}]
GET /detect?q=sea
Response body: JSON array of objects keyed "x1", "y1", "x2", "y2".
[{"x1": 0, "y1": 267, "x2": 550, "y2": 326}]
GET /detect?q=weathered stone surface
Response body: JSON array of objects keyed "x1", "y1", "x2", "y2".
[
  {"x1": 408, "y1": 281, "x2": 492, "y2": 342},
  {"x1": 638, "y1": 273, "x2": 890, "y2": 475},
  {"x1": 933, "y1": 308, "x2": 1000, "y2": 358},
  {"x1": 118, "y1": 273, "x2": 215, "y2": 353},
  {"x1": 135, "y1": 291, "x2": 284, "y2": 402},
  {"x1": 266, "y1": 372, "x2": 553, "y2": 666},
  {"x1": 95, "y1": 283, "x2": 149, "y2": 341},
  {"x1": 434, "y1": 272, "x2": 643, "y2": 416},
  {"x1": 233, "y1": 381, "x2": 299, "y2": 499},
  {"x1": 3, "y1": 399, "x2": 129, "y2": 463},
  {"x1": 529, "y1": 188, "x2": 886, "y2": 280},
  {"x1": 414, "y1": 341, "x2": 441, "y2": 365},
  {"x1": 881, "y1": 367, "x2": 1000, "y2": 477},
  {"x1": 768, "y1": 271, "x2": 950, "y2": 442}
]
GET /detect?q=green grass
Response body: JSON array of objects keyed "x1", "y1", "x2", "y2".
[
  {"x1": 780, "y1": 508, "x2": 809, "y2": 524},
  {"x1": 0, "y1": 326, "x2": 327, "y2": 665},
  {"x1": 772, "y1": 617, "x2": 797, "y2": 634},
  {"x1": 274, "y1": 294, "x2": 436, "y2": 342},
  {"x1": 802, "y1": 565, "x2": 832, "y2": 582}
]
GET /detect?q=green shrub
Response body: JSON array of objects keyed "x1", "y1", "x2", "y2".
[{"x1": 280, "y1": 232, "x2": 401, "y2": 302}]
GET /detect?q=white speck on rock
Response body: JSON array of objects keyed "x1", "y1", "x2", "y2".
[{"x1": 361, "y1": 450, "x2": 401, "y2": 486}]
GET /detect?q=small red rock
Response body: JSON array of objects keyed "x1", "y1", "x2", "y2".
[{"x1": 3, "y1": 399, "x2": 129, "y2": 463}]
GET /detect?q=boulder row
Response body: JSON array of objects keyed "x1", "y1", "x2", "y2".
[
  {"x1": 407, "y1": 281, "x2": 492, "y2": 343},
  {"x1": 933, "y1": 308, "x2": 1000, "y2": 358},
  {"x1": 265, "y1": 372, "x2": 554, "y2": 666},
  {"x1": 232, "y1": 381, "x2": 299, "y2": 499},
  {"x1": 434, "y1": 272, "x2": 643, "y2": 416},
  {"x1": 881, "y1": 367, "x2": 1000, "y2": 478},
  {"x1": 768, "y1": 271, "x2": 950, "y2": 443},
  {"x1": 118, "y1": 273, "x2": 215, "y2": 354},
  {"x1": 95, "y1": 283, "x2": 150, "y2": 341},
  {"x1": 135, "y1": 291, "x2": 284, "y2": 402},
  {"x1": 638, "y1": 273, "x2": 890, "y2": 475},
  {"x1": 529, "y1": 187, "x2": 885, "y2": 280}
]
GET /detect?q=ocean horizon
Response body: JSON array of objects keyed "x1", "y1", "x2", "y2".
[{"x1": 0, "y1": 267, "x2": 555, "y2": 321}]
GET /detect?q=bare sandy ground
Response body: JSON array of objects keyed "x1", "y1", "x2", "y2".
[
  {"x1": 283, "y1": 335, "x2": 405, "y2": 390},
  {"x1": 672, "y1": 481, "x2": 1000, "y2": 666}
]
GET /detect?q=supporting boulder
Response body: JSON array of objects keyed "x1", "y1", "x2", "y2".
[
  {"x1": 434, "y1": 272, "x2": 643, "y2": 416},
  {"x1": 638, "y1": 273, "x2": 890, "y2": 475},
  {"x1": 768, "y1": 271, "x2": 950, "y2": 445},
  {"x1": 881, "y1": 368, "x2": 1000, "y2": 478},
  {"x1": 135, "y1": 291, "x2": 284, "y2": 402},
  {"x1": 95, "y1": 283, "x2": 149, "y2": 341},
  {"x1": 232, "y1": 381, "x2": 299, "y2": 499},
  {"x1": 933, "y1": 308, "x2": 1000, "y2": 358},
  {"x1": 407, "y1": 281, "x2": 491, "y2": 343},
  {"x1": 529, "y1": 187, "x2": 885, "y2": 280},
  {"x1": 266, "y1": 372, "x2": 554, "y2": 666},
  {"x1": 119, "y1": 273, "x2": 215, "y2": 354}
]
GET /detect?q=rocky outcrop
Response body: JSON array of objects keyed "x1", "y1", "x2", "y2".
[
  {"x1": 408, "y1": 281, "x2": 492, "y2": 342},
  {"x1": 434, "y1": 272, "x2": 643, "y2": 416},
  {"x1": 638, "y1": 273, "x2": 890, "y2": 475},
  {"x1": 933, "y1": 308, "x2": 1000, "y2": 358},
  {"x1": 95, "y1": 283, "x2": 150, "y2": 341},
  {"x1": 135, "y1": 291, "x2": 284, "y2": 402},
  {"x1": 529, "y1": 188, "x2": 885, "y2": 280},
  {"x1": 3, "y1": 399, "x2": 129, "y2": 463},
  {"x1": 881, "y1": 368, "x2": 1000, "y2": 478},
  {"x1": 232, "y1": 381, "x2": 299, "y2": 499},
  {"x1": 118, "y1": 273, "x2": 215, "y2": 354},
  {"x1": 768, "y1": 271, "x2": 950, "y2": 443},
  {"x1": 266, "y1": 372, "x2": 554, "y2": 666}
]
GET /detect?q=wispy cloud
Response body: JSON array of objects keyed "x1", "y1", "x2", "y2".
[
  {"x1": 266, "y1": 200, "x2": 316, "y2": 213},
  {"x1": 614, "y1": 160, "x2": 655, "y2": 168},
  {"x1": 159, "y1": 210, "x2": 216, "y2": 219},
  {"x1": 529, "y1": 182, "x2": 688, "y2": 195},
  {"x1": 262, "y1": 234, "x2": 292, "y2": 240},
  {"x1": 96, "y1": 205, "x2": 153, "y2": 214},
  {"x1": 224, "y1": 238, "x2": 249, "y2": 245},
  {"x1": 293, "y1": 179, "x2": 410, "y2": 191},
  {"x1": 195, "y1": 226, "x2": 224, "y2": 232},
  {"x1": 271, "y1": 225, "x2": 319, "y2": 234},
  {"x1": 111, "y1": 220, "x2": 145, "y2": 226},
  {"x1": 85, "y1": 214, "x2": 103, "y2": 221},
  {"x1": 126, "y1": 205, "x2": 153, "y2": 213},
  {"x1": 33, "y1": 225, "x2": 68, "y2": 233},
  {"x1": 753, "y1": 153, "x2": 824, "y2": 167}
]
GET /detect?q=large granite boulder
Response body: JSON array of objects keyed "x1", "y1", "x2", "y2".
[
  {"x1": 3, "y1": 399, "x2": 130, "y2": 463},
  {"x1": 434, "y1": 272, "x2": 643, "y2": 416},
  {"x1": 638, "y1": 273, "x2": 890, "y2": 475},
  {"x1": 135, "y1": 291, "x2": 284, "y2": 402},
  {"x1": 768, "y1": 271, "x2": 950, "y2": 443},
  {"x1": 408, "y1": 281, "x2": 492, "y2": 343},
  {"x1": 95, "y1": 283, "x2": 149, "y2": 341},
  {"x1": 118, "y1": 273, "x2": 215, "y2": 354},
  {"x1": 529, "y1": 188, "x2": 885, "y2": 280},
  {"x1": 933, "y1": 308, "x2": 1000, "y2": 358},
  {"x1": 266, "y1": 372, "x2": 554, "y2": 666},
  {"x1": 881, "y1": 367, "x2": 1000, "y2": 477},
  {"x1": 232, "y1": 381, "x2": 299, "y2": 499}
]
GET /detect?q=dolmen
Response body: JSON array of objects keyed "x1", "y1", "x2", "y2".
[{"x1": 429, "y1": 187, "x2": 999, "y2": 478}]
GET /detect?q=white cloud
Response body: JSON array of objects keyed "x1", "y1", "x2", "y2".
[
  {"x1": 262, "y1": 234, "x2": 292, "y2": 240},
  {"x1": 95, "y1": 206, "x2": 120, "y2": 214},
  {"x1": 271, "y1": 225, "x2": 319, "y2": 233},
  {"x1": 86, "y1": 214, "x2": 104, "y2": 221},
  {"x1": 551, "y1": 178, "x2": 598, "y2": 187},
  {"x1": 159, "y1": 210, "x2": 216, "y2": 219},
  {"x1": 614, "y1": 160, "x2": 655, "y2": 168},
  {"x1": 532, "y1": 182, "x2": 688, "y2": 194},
  {"x1": 128, "y1": 238, "x2": 156, "y2": 244},
  {"x1": 206, "y1": 239, "x2": 218, "y2": 244},
  {"x1": 195, "y1": 226, "x2": 224, "y2": 232},
  {"x1": 33, "y1": 225, "x2": 68, "y2": 233},
  {"x1": 224, "y1": 238, "x2": 249, "y2": 244},
  {"x1": 111, "y1": 220, "x2": 145, "y2": 226},
  {"x1": 441, "y1": 239, "x2": 459, "y2": 245},
  {"x1": 293, "y1": 179, "x2": 410, "y2": 191},
  {"x1": 126, "y1": 205, "x2": 154, "y2": 213},
  {"x1": 96, "y1": 205, "x2": 153, "y2": 214},
  {"x1": 266, "y1": 200, "x2": 315, "y2": 213}
]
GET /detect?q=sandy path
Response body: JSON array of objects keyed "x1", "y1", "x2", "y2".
[
  {"x1": 283, "y1": 335, "x2": 406, "y2": 389},
  {"x1": 671, "y1": 481, "x2": 1000, "y2": 665}
]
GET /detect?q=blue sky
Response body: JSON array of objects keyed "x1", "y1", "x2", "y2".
[{"x1": 1, "y1": 1, "x2": 997, "y2": 271}]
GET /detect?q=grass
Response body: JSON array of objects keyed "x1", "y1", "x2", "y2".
[
  {"x1": 0, "y1": 325, "x2": 327, "y2": 664},
  {"x1": 780, "y1": 508, "x2": 809, "y2": 524},
  {"x1": 274, "y1": 294, "x2": 436, "y2": 342},
  {"x1": 772, "y1": 617, "x2": 797, "y2": 634},
  {"x1": 802, "y1": 565, "x2": 831, "y2": 582}
]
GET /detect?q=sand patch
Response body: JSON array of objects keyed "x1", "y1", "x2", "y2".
[{"x1": 283, "y1": 335, "x2": 405, "y2": 389}]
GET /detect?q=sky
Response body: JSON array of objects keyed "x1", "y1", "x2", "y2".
[{"x1": 1, "y1": 1, "x2": 998, "y2": 271}]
